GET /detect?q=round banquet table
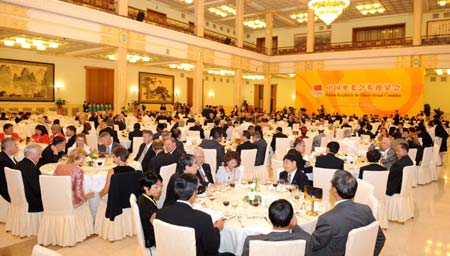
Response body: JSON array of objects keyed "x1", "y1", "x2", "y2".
[
  {"x1": 40, "y1": 160, "x2": 142, "y2": 216},
  {"x1": 193, "y1": 183, "x2": 325, "y2": 256}
]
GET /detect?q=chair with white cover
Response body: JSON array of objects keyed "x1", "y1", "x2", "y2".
[
  {"x1": 386, "y1": 166, "x2": 415, "y2": 223},
  {"x1": 363, "y1": 171, "x2": 389, "y2": 229},
  {"x1": 254, "y1": 144, "x2": 272, "y2": 182},
  {"x1": 408, "y1": 148, "x2": 418, "y2": 164},
  {"x1": 249, "y1": 239, "x2": 306, "y2": 256},
  {"x1": 153, "y1": 219, "x2": 196, "y2": 256},
  {"x1": 345, "y1": 221, "x2": 380, "y2": 256},
  {"x1": 202, "y1": 148, "x2": 217, "y2": 173},
  {"x1": 275, "y1": 137, "x2": 290, "y2": 159},
  {"x1": 129, "y1": 194, "x2": 156, "y2": 256},
  {"x1": 354, "y1": 179, "x2": 378, "y2": 220},
  {"x1": 156, "y1": 163, "x2": 177, "y2": 209},
  {"x1": 418, "y1": 147, "x2": 432, "y2": 185},
  {"x1": 312, "y1": 167, "x2": 337, "y2": 205},
  {"x1": 0, "y1": 195, "x2": 9, "y2": 223},
  {"x1": 240, "y1": 149, "x2": 257, "y2": 180},
  {"x1": 37, "y1": 176, "x2": 93, "y2": 246},
  {"x1": 95, "y1": 171, "x2": 141, "y2": 241},
  {"x1": 271, "y1": 159, "x2": 283, "y2": 181},
  {"x1": 31, "y1": 245, "x2": 62, "y2": 256},
  {"x1": 187, "y1": 130, "x2": 200, "y2": 138},
  {"x1": 132, "y1": 137, "x2": 144, "y2": 155},
  {"x1": 86, "y1": 134, "x2": 98, "y2": 152},
  {"x1": 430, "y1": 141, "x2": 442, "y2": 182},
  {"x1": 303, "y1": 137, "x2": 313, "y2": 156},
  {"x1": 4, "y1": 167, "x2": 42, "y2": 237}
]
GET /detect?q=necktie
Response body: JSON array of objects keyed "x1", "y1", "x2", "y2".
[
  {"x1": 138, "y1": 145, "x2": 148, "y2": 163},
  {"x1": 108, "y1": 146, "x2": 112, "y2": 155},
  {"x1": 198, "y1": 167, "x2": 206, "y2": 182},
  {"x1": 288, "y1": 173, "x2": 293, "y2": 184}
]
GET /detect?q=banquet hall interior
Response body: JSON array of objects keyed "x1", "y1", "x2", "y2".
[{"x1": 1, "y1": 0, "x2": 450, "y2": 255}]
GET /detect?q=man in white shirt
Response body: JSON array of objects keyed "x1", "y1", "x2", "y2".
[
  {"x1": 193, "y1": 147, "x2": 214, "y2": 185},
  {"x1": 134, "y1": 130, "x2": 155, "y2": 168}
]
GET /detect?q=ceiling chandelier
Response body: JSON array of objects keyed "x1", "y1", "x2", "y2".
[{"x1": 308, "y1": 0, "x2": 350, "y2": 25}]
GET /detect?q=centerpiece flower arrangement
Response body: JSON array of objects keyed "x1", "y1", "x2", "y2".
[
  {"x1": 244, "y1": 179, "x2": 262, "y2": 207},
  {"x1": 86, "y1": 152, "x2": 99, "y2": 166}
]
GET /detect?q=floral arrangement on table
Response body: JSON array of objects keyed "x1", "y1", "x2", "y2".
[
  {"x1": 243, "y1": 179, "x2": 262, "y2": 206},
  {"x1": 86, "y1": 152, "x2": 99, "y2": 167}
]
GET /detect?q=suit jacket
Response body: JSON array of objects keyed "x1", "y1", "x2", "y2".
[
  {"x1": 253, "y1": 139, "x2": 267, "y2": 166},
  {"x1": 312, "y1": 133, "x2": 326, "y2": 150},
  {"x1": 115, "y1": 119, "x2": 126, "y2": 131},
  {"x1": 14, "y1": 158, "x2": 43, "y2": 212},
  {"x1": 156, "y1": 202, "x2": 221, "y2": 256},
  {"x1": 145, "y1": 152, "x2": 176, "y2": 174},
  {"x1": 98, "y1": 142, "x2": 121, "y2": 155},
  {"x1": 169, "y1": 148, "x2": 185, "y2": 160},
  {"x1": 0, "y1": 151, "x2": 15, "y2": 202},
  {"x1": 236, "y1": 141, "x2": 257, "y2": 155},
  {"x1": 197, "y1": 163, "x2": 214, "y2": 185},
  {"x1": 359, "y1": 163, "x2": 387, "y2": 179},
  {"x1": 99, "y1": 127, "x2": 120, "y2": 143},
  {"x1": 189, "y1": 125, "x2": 205, "y2": 139},
  {"x1": 134, "y1": 143, "x2": 155, "y2": 169},
  {"x1": 279, "y1": 169, "x2": 311, "y2": 192},
  {"x1": 386, "y1": 155, "x2": 413, "y2": 196},
  {"x1": 287, "y1": 149, "x2": 308, "y2": 172},
  {"x1": 380, "y1": 148, "x2": 396, "y2": 169},
  {"x1": 271, "y1": 133, "x2": 288, "y2": 152},
  {"x1": 37, "y1": 144, "x2": 64, "y2": 168},
  {"x1": 199, "y1": 139, "x2": 225, "y2": 169},
  {"x1": 175, "y1": 139, "x2": 186, "y2": 154},
  {"x1": 242, "y1": 225, "x2": 313, "y2": 256},
  {"x1": 312, "y1": 200, "x2": 385, "y2": 256},
  {"x1": 315, "y1": 153, "x2": 344, "y2": 170},
  {"x1": 65, "y1": 135, "x2": 76, "y2": 152}
]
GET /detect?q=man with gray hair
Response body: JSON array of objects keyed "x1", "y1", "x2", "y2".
[
  {"x1": 14, "y1": 143, "x2": 44, "y2": 212},
  {"x1": 0, "y1": 138, "x2": 18, "y2": 202},
  {"x1": 193, "y1": 147, "x2": 214, "y2": 185},
  {"x1": 98, "y1": 132, "x2": 121, "y2": 155},
  {"x1": 369, "y1": 137, "x2": 396, "y2": 169}
]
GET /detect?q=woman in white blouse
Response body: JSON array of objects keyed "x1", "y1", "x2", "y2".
[
  {"x1": 216, "y1": 151, "x2": 244, "y2": 184},
  {"x1": 68, "y1": 133, "x2": 91, "y2": 154}
]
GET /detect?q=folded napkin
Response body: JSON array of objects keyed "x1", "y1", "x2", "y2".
[{"x1": 193, "y1": 204, "x2": 223, "y2": 222}]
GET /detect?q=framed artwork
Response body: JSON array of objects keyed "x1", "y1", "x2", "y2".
[
  {"x1": 294, "y1": 31, "x2": 331, "y2": 48},
  {"x1": 138, "y1": 72, "x2": 174, "y2": 104},
  {"x1": 427, "y1": 19, "x2": 450, "y2": 36},
  {"x1": 0, "y1": 59, "x2": 55, "y2": 102}
]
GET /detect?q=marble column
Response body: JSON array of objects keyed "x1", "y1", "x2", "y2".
[
  {"x1": 117, "y1": 0, "x2": 128, "y2": 16},
  {"x1": 306, "y1": 7, "x2": 315, "y2": 53},
  {"x1": 235, "y1": 0, "x2": 244, "y2": 48},
  {"x1": 113, "y1": 32, "x2": 128, "y2": 114},
  {"x1": 234, "y1": 68, "x2": 243, "y2": 107},
  {"x1": 192, "y1": 61, "x2": 204, "y2": 115},
  {"x1": 263, "y1": 73, "x2": 271, "y2": 112},
  {"x1": 413, "y1": 0, "x2": 423, "y2": 46},
  {"x1": 194, "y1": 0, "x2": 205, "y2": 37},
  {"x1": 265, "y1": 12, "x2": 273, "y2": 55}
]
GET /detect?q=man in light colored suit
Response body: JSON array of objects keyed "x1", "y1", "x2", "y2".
[
  {"x1": 312, "y1": 170, "x2": 385, "y2": 256},
  {"x1": 98, "y1": 132, "x2": 121, "y2": 155},
  {"x1": 242, "y1": 199, "x2": 312, "y2": 256},
  {"x1": 369, "y1": 137, "x2": 396, "y2": 169}
]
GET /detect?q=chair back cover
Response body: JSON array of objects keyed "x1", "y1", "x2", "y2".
[
  {"x1": 303, "y1": 137, "x2": 313, "y2": 156},
  {"x1": 249, "y1": 239, "x2": 306, "y2": 256},
  {"x1": 407, "y1": 148, "x2": 418, "y2": 163},
  {"x1": 187, "y1": 130, "x2": 200, "y2": 138},
  {"x1": 241, "y1": 149, "x2": 257, "y2": 179},
  {"x1": 132, "y1": 137, "x2": 144, "y2": 154},
  {"x1": 153, "y1": 219, "x2": 196, "y2": 256},
  {"x1": 39, "y1": 175, "x2": 73, "y2": 215},
  {"x1": 345, "y1": 221, "x2": 379, "y2": 256},
  {"x1": 362, "y1": 171, "x2": 389, "y2": 201},
  {"x1": 31, "y1": 245, "x2": 62, "y2": 256},
  {"x1": 312, "y1": 167, "x2": 337, "y2": 202},
  {"x1": 202, "y1": 148, "x2": 217, "y2": 172},
  {"x1": 105, "y1": 171, "x2": 142, "y2": 221},
  {"x1": 86, "y1": 134, "x2": 98, "y2": 152},
  {"x1": 4, "y1": 167, "x2": 28, "y2": 208},
  {"x1": 275, "y1": 137, "x2": 290, "y2": 159},
  {"x1": 157, "y1": 163, "x2": 177, "y2": 208},
  {"x1": 354, "y1": 179, "x2": 375, "y2": 207},
  {"x1": 401, "y1": 166, "x2": 416, "y2": 195}
]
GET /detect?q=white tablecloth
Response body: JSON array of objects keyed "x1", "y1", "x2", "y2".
[{"x1": 194, "y1": 184, "x2": 323, "y2": 256}]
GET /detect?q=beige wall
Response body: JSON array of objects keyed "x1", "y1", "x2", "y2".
[{"x1": 424, "y1": 75, "x2": 450, "y2": 114}]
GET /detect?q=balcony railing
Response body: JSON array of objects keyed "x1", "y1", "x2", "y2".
[{"x1": 58, "y1": 1, "x2": 450, "y2": 56}]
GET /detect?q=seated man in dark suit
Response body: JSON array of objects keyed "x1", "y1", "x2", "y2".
[
  {"x1": 315, "y1": 141, "x2": 344, "y2": 170},
  {"x1": 134, "y1": 130, "x2": 155, "y2": 169},
  {"x1": 98, "y1": 132, "x2": 121, "y2": 156},
  {"x1": 288, "y1": 139, "x2": 312, "y2": 173},
  {"x1": 253, "y1": 131, "x2": 267, "y2": 166},
  {"x1": 242, "y1": 199, "x2": 312, "y2": 256},
  {"x1": 386, "y1": 143, "x2": 414, "y2": 196},
  {"x1": 279, "y1": 153, "x2": 310, "y2": 192},
  {"x1": 14, "y1": 143, "x2": 44, "y2": 213},
  {"x1": 199, "y1": 129, "x2": 225, "y2": 170},
  {"x1": 156, "y1": 173, "x2": 226, "y2": 256},
  {"x1": 65, "y1": 125, "x2": 77, "y2": 153},
  {"x1": 99, "y1": 119, "x2": 120, "y2": 143},
  {"x1": 270, "y1": 127, "x2": 288, "y2": 152},
  {"x1": 145, "y1": 139, "x2": 176, "y2": 174},
  {"x1": 312, "y1": 170, "x2": 385, "y2": 256},
  {"x1": 236, "y1": 130, "x2": 257, "y2": 155},
  {"x1": 189, "y1": 121, "x2": 205, "y2": 139},
  {"x1": 193, "y1": 147, "x2": 214, "y2": 186},
  {"x1": 0, "y1": 138, "x2": 19, "y2": 202},
  {"x1": 128, "y1": 123, "x2": 143, "y2": 153},
  {"x1": 359, "y1": 149, "x2": 387, "y2": 179},
  {"x1": 164, "y1": 137, "x2": 184, "y2": 160},
  {"x1": 37, "y1": 137, "x2": 66, "y2": 167}
]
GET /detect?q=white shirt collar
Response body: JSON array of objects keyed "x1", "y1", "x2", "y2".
[
  {"x1": 334, "y1": 199, "x2": 350, "y2": 206},
  {"x1": 271, "y1": 229, "x2": 291, "y2": 233},
  {"x1": 177, "y1": 200, "x2": 192, "y2": 207}
]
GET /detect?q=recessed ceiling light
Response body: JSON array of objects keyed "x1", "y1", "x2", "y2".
[
  {"x1": 3, "y1": 40, "x2": 14, "y2": 46},
  {"x1": 49, "y1": 42, "x2": 59, "y2": 48},
  {"x1": 21, "y1": 43, "x2": 31, "y2": 49}
]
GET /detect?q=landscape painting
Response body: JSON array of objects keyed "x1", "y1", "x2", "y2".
[
  {"x1": 139, "y1": 72, "x2": 174, "y2": 104},
  {"x1": 0, "y1": 59, "x2": 55, "y2": 102}
]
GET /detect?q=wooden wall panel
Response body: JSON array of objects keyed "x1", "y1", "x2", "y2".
[{"x1": 85, "y1": 66, "x2": 114, "y2": 106}]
